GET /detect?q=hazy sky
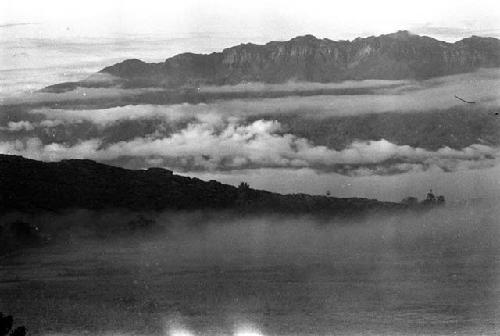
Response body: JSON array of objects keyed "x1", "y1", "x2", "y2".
[{"x1": 1, "y1": 0, "x2": 500, "y2": 42}]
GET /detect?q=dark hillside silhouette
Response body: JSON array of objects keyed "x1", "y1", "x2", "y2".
[
  {"x1": 0, "y1": 154, "x2": 403, "y2": 215},
  {"x1": 0, "y1": 313, "x2": 26, "y2": 336}
]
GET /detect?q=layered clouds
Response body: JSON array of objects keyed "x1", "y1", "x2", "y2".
[
  {"x1": 3, "y1": 67, "x2": 500, "y2": 112},
  {"x1": 1, "y1": 68, "x2": 499, "y2": 201},
  {"x1": 1, "y1": 116, "x2": 498, "y2": 176}
]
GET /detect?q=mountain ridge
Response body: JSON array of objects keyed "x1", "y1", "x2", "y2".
[{"x1": 43, "y1": 31, "x2": 500, "y2": 92}]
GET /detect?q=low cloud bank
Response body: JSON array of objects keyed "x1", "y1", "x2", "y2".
[
  {"x1": 0, "y1": 120, "x2": 35, "y2": 131},
  {"x1": 3, "y1": 67, "x2": 499, "y2": 116},
  {"x1": 1, "y1": 69, "x2": 498, "y2": 176},
  {"x1": 199, "y1": 79, "x2": 410, "y2": 93},
  {"x1": 0, "y1": 87, "x2": 161, "y2": 105},
  {"x1": 20, "y1": 68, "x2": 500, "y2": 128},
  {"x1": 30, "y1": 104, "x2": 220, "y2": 127},
  {"x1": 1, "y1": 118, "x2": 497, "y2": 176}
]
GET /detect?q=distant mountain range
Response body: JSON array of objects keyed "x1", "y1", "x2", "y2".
[
  {"x1": 44, "y1": 31, "x2": 500, "y2": 92},
  {"x1": 0, "y1": 154, "x2": 403, "y2": 215}
]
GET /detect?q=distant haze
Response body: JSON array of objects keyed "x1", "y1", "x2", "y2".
[{"x1": 1, "y1": 0, "x2": 499, "y2": 41}]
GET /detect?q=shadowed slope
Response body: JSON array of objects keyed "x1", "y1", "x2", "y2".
[{"x1": 0, "y1": 154, "x2": 403, "y2": 214}]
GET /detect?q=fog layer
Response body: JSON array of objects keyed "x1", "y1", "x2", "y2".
[{"x1": 1, "y1": 202, "x2": 499, "y2": 335}]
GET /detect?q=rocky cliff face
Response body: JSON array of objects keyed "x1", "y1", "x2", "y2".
[{"x1": 86, "y1": 31, "x2": 500, "y2": 89}]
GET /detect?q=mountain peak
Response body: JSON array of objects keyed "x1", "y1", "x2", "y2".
[
  {"x1": 43, "y1": 31, "x2": 500, "y2": 92},
  {"x1": 384, "y1": 30, "x2": 414, "y2": 40},
  {"x1": 291, "y1": 34, "x2": 319, "y2": 42}
]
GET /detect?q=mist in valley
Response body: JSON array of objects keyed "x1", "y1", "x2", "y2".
[{"x1": 1, "y1": 201, "x2": 499, "y2": 336}]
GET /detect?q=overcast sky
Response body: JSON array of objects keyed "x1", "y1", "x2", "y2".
[{"x1": 1, "y1": 0, "x2": 500, "y2": 42}]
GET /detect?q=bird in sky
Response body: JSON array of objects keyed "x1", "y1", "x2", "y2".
[
  {"x1": 454, "y1": 95, "x2": 476, "y2": 104},
  {"x1": 454, "y1": 95, "x2": 499, "y2": 116}
]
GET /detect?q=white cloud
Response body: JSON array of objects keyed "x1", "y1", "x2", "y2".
[
  {"x1": 39, "y1": 119, "x2": 63, "y2": 127},
  {"x1": 200, "y1": 79, "x2": 410, "y2": 93},
  {"x1": 30, "y1": 104, "x2": 223, "y2": 127},
  {"x1": 0, "y1": 138, "x2": 101, "y2": 161},
  {"x1": 1, "y1": 119, "x2": 65, "y2": 132},
  {"x1": 1, "y1": 119, "x2": 497, "y2": 175},
  {"x1": 3, "y1": 120, "x2": 35, "y2": 131}
]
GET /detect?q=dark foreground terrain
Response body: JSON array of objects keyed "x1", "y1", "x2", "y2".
[
  {"x1": 1, "y1": 155, "x2": 495, "y2": 336},
  {"x1": 0, "y1": 154, "x2": 410, "y2": 256},
  {"x1": 0, "y1": 154, "x2": 402, "y2": 214}
]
